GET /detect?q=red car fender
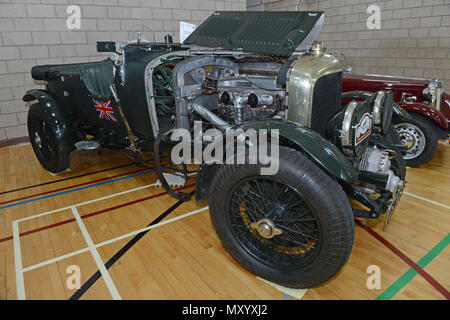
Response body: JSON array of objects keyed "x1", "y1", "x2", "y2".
[
  {"x1": 440, "y1": 92, "x2": 450, "y2": 120},
  {"x1": 398, "y1": 101, "x2": 448, "y2": 130}
]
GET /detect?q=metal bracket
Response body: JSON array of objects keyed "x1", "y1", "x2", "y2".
[{"x1": 153, "y1": 135, "x2": 191, "y2": 202}]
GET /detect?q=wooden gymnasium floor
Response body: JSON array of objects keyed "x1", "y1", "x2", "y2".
[{"x1": 0, "y1": 142, "x2": 448, "y2": 300}]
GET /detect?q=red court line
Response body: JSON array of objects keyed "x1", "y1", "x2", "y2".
[
  {"x1": 4, "y1": 189, "x2": 447, "y2": 299},
  {"x1": 0, "y1": 161, "x2": 170, "y2": 206},
  {"x1": 0, "y1": 168, "x2": 146, "y2": 206},
  {"x1": 355, "y1": 219, "x2": 450, "y2": 300},
  {"x1": 0, "y1": 183, "x2": 196, "y2": 244}
]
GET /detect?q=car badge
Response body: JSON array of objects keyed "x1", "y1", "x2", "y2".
[{"x1": 355, "y1": 113, "x2": 372, "y2": 145}]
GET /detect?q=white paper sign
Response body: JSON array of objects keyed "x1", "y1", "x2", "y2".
[{"x1": 180, "y1": 21, "x2": 196, "y2": 43}]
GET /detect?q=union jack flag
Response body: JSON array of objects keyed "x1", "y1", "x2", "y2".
[{"x1": 92, "y1": 99, "x2": 117, "y2": 122}]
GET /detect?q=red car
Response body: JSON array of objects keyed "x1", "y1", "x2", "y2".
[{"x1": 339, "y1": 55, "x2": 449, "y2": 166}]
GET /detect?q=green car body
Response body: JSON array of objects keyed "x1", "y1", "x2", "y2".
[
  {"x1": 23, "y1": 11, "x2": 410, "y2": 288},
  {"x1": 24, "y1": 11, "x2": 406, "y2": 223}
]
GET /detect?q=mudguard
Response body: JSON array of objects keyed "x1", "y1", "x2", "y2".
[
  {"x1": 398, "y1": 101, "x2": 448, "y2": 130},
  {"x1": 392, "y1": 102, "x2": 412, "y2": 123},
  {"x1": 23, "y1": 89, "x2": 75, "y2": 153},
  {"x1": 234, "y1": 119, "x2": 358, "y2": 183},
  {"x1": 196, "y1": 119, "x2": 358, "y2": 202}
]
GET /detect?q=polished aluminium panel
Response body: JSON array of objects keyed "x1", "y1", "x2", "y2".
[
  {"x1": 372, "y1": 91, "x2": 385, "y2": 126},
  {"x1": 341, "y1": 101, "x2": 359, "y2": 147},
  {"x1": 287, "y1": 51, "x2": 342, "y2": 127}
]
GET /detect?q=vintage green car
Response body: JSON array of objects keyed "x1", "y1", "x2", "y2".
[{"x1": 23, "y1": 11, "x2": 408, "y2": 288}]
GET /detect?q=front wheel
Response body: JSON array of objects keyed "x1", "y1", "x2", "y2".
[
  {"x1": 28, "y1": 103, "x2": 70, "y2": 173},
  {"x1": 394, "y1": 113, "x2": 438, "y2": 167},
  {"x1": 208, "y1": 147, "x2": 354, "y2": 288}
]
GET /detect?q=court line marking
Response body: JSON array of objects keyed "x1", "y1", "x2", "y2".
[
  {"x1": 0, "y1": 181, "x2": 196, "y2": 245},
  {"x1": 22, "y1": 248, "x2": 90, "y2": 273},
  {"x1": 69, "y1": 193, "x2": 195, "y2": 300},
  {"x1": 0, "y1": 170, "x2": 157, "y2": 210},
  {"x1": 12, "y1": 180, "x2": 160, "y2": 300},
  {"x1": 14, "y1": 181, "x2": 160, "y2": 223},
  {"x1": 10, "y1": 162, "x2": 447, "y2": 300},
  {"x1": 13, "y1": 172, "x2": 197, "y2": 299},
  {"x1": 12, "y1": 221, "x2": 25, "y2": 300},
  {"x1": 1, "y1": 162, "x2": 176, "y2": 210},
  {"x1": 281, "y1": 292, "x2": 294, "y2": 300},
  {"x1": 71, "y1": 206, "x2": 121, "y2": 300},
  {"x1": 0, "y1": 184, "x2": 196, "y2": 244},
  {"x1": 0, "y1": 158, "x2": 170, "y2": 206},
  {"x1": 16, "y1": 204, "x2": 306, "y2": 301},
  {"x1": 0, "y1": 167, "x2": 148, "y2": 206},
  {"x1": 257, "y1": 277, "x2": 307, "y2": 300},
  {"x1": 13, "y1": 170, "x2": 196, "y2": 224},
  {"x1": 376, "y1": 233, "x2": 450, "y2": 300},
  {"x1": 94, "y1": 207, "x2": 208, "y2": 248},
  {"x1": 403, "y1": 191, "x2": 450, "y2": 210},
  {"x1": 0, "y1": 154, "x2": 168, "y2": 196},
  {"x1": 355, "y1": 219, "x2": 450, "y2": 300},
  {"x1": 0, "y1": 160, "x2": 139, "y2": 196},
  {"x1": 22, "y1": 207, "x2": 209, "y2": 273},
  {"x1": 16, "y1": 207, "x2": 208, "y2": 298},
  {"x1": 13, "y1": 192, "x2": 449, "y2": 299},
  {"x1": 16, "y1": 188, "x2": 447, "y2": 299},
  {"x1": 372, "y1": 189, "x2": 450, "y2": 299}
]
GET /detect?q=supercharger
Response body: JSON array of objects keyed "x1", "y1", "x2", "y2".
[{"x1": 359, "y1": 144, "x2": 403, "y2": 194}]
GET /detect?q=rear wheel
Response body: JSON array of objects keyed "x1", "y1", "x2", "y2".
[
  {"x1": 394, "y1": 113, "x2": 438, "y2": 167},
  {"x1": 208, "y1": 147, "x2": 354, "y2": 288},
  {"x1": 28, "y1": 103, "x2": 70, "y2": 173}
]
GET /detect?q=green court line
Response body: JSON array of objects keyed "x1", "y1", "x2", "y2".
[{"x1": 376, "y1": 233, "x2": 450, "y2": 300}]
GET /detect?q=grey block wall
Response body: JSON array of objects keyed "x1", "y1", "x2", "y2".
[
  {"x1": 0, "y1": 0, "x2": 246, "y2": 142},
  {"x1": 249, "y1": 0, "x2": 450, "y2": 91}
]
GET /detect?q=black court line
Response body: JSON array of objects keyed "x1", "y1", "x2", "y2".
[
  {"x1": 0, "y1": 162, "x2": 138, "y2": 196},
  {"x1": 69, "y1": 190, "x2": 195, "y2": 300},
  {"x1": 0, "y1": 154, "x2": 169, "y2": 196}
]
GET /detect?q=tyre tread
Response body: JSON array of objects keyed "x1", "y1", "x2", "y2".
[{"x1": 209, "y1": 147, "x2": 354, "y2": 288}]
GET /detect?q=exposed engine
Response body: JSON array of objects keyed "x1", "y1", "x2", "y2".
[
  {"x1": 170, "y1": 56, "x2": 287, "y2": 132},
  {"x1": 146, "y1": 44, "x2": 405, "y2": 220},
  {"x1": 359, "y1": 146, "x2": 403, "y2": 194},
  {"x1": 218, "y1": 92, "x2": 278, "y2": 124}
]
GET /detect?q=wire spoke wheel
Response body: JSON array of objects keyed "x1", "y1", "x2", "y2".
[
  {"x1": 226, "y1": 176, "x2": 322, "y2": 270},
  {"x1": 395, "y1": 122, "x2": 426, "y2": 160},
  {"x1": 209, "y1": 147, "x2": 354, "y2": 288}
]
